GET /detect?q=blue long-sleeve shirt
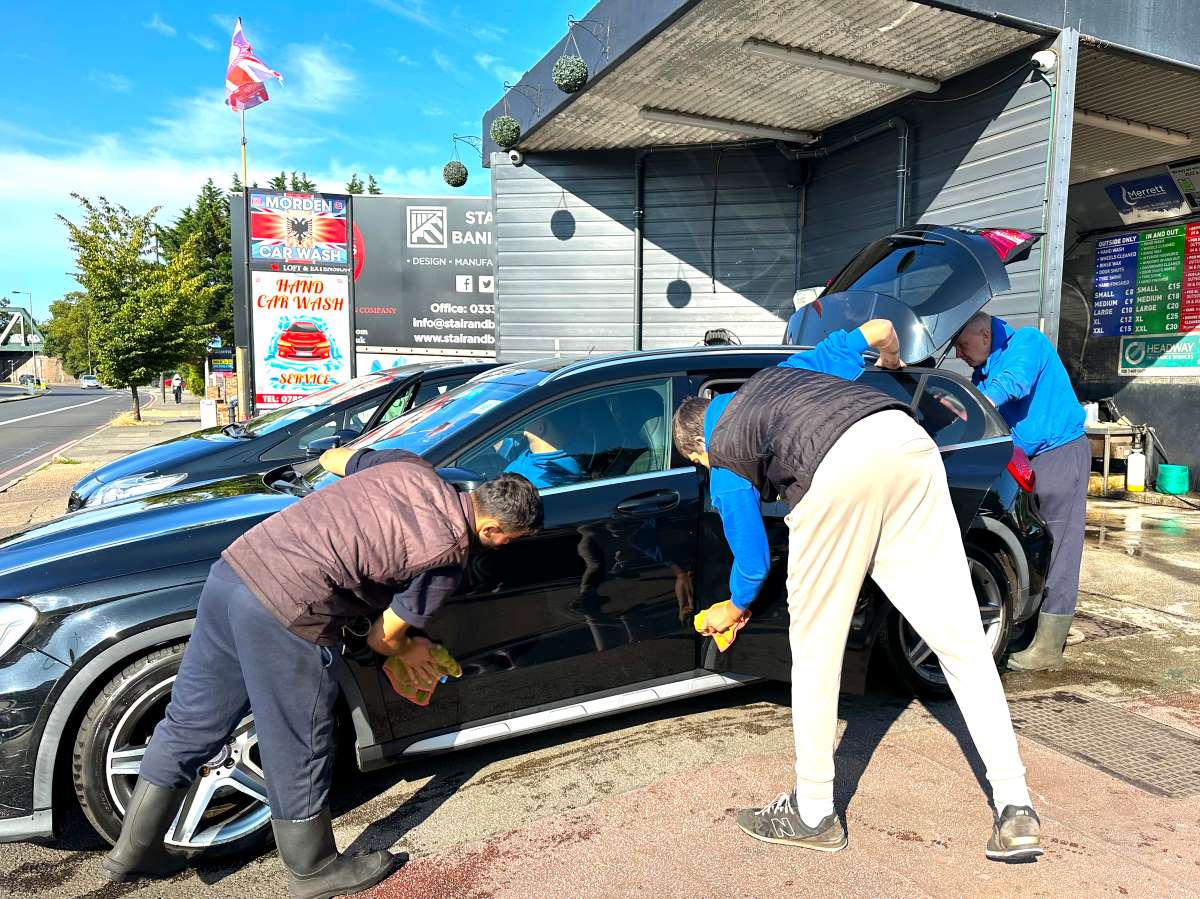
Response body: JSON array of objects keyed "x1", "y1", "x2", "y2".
[
  {"x1": 706, "y1": 328, "x2": 871, "y2": 610},
  {"x1": 970, "y1": 317, "x2": 1084, "y2": 457}
]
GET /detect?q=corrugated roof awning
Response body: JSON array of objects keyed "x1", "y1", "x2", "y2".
[{"x1": 483, "y1": 0, "x2": 1042, "y2": 156}]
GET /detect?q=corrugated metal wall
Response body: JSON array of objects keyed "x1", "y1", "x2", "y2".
[{"x1": 492, "y1": 48, "x2": 1054, "y2": 359}]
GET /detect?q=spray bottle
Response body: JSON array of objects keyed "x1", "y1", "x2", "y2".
[{"x1": 1126, "y1": 430, "x2": 1146, "y2": 493}]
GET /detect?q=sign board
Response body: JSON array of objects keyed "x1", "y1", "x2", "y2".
[
  {"x1": 207, "y1": 336, "x2": 223, "y2": 349},
  {"x1": 250, "y1": 272, "x2": 352, "y2": 407},
  {"x1": 1168, "y1": 160, "x2": 1200, "y2": 213},
  {"x1": 1104, "y1": 174, "x2": 1190, "y2": 225},
  {"x1": 1091, "y1": 225, "x2": 1200, "y2": 337},
  {"x1": 248, "y1": 190, "x2": 350, "y2": 273},
  {"x1": 1119, "y1": 333, "x2": 1200, "y2": 376},
  {"x1": 209, "y1": 348, "x2": 235, "y2": 373},
  {"x1": 352, "y1": 196, "x2": 495, "y2": 357}
]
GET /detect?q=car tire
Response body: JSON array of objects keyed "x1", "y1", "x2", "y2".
[
  {"x1": 879, "y1": 543, "x2": 1015, "y2": 699},
  {"x1": 72, "y1": 644, "x2": 273, "y2": 859}
]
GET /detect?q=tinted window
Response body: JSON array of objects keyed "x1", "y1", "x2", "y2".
[
  {"x1": 241, "y1": 372, "x2": 402, "y2": 436},
  {"x1": 826, "y1": 238, "x2": 987, "y2": 315},
  {"x1": 458, "y1": 380, "x2": 673, "y2": 489},
  {"x1": 260, "y1": 395, "x2": 383, "y2": 462}
]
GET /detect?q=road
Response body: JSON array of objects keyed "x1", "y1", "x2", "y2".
[{"x1": 0, "y1": 387, "x2": 152, "y2": 486}]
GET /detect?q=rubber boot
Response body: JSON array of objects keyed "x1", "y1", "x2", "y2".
[
  {"x1": 101, "y1": 779, "x2": 188, "y2": 882},
  {"x1": 1008, "y1": 612, "x2": 1074, "y2": 671},
  {"x1": 272, "y1": 808, "x2": 397, "y2": 899}
]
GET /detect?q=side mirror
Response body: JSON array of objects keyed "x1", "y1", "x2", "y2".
[
  {"x1": 306, "y1": 435, "x2": 344, "y2": 458},
  {"x1": 436, "y1": 466, "x2": 486, "y2": 493}
]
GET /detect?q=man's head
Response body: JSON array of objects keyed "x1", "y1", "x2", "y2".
[
  {"x1": 953, "y1": 312, "x2": 993, "y2": 368},
  {"x1": 471, "y1": 473, "x2": 543, "y2": 548},
  {"x1": 672, "y1": 396, "x2": 712, "y2": 469}
]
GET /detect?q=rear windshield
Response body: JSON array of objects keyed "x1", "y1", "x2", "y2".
[{"x1": 826, "y1": 236, "x2": 988, "y2": 315}]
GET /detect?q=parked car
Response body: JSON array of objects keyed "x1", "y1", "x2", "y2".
[
  {"x1": 276, "y1": 320, "x2": 330, "y2": 360},
  {"x1": 17, "y1": 374, "x2": 46, "y2": 390},
  {"x1": 0, "y1": 225, "x2": 1050, "y2": 859},
  {"x1": 78, "y1": 374, "x2": 101, "y2": 389},
  {"x1": 68, "y1": 362, "x2": 494, "y2": 511}
]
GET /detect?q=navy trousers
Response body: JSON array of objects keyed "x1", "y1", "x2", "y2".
[
  {"x1": 139, "y1": 559, "x2": 339, "y2": 821},
  {"x1": 1030, "y1": 434, "x2": 1090, "y2": 617}
]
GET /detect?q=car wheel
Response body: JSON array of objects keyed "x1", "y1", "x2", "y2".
[
  {"x1": 880, "y1": 544, "x2": 1015, "y2": 699},
  {"x1": 72, "y1": 644, "x2": 273, "y2": 858}
]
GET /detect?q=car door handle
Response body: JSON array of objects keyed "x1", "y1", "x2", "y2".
[{"x1": 615, "y1": 489, "x2": 680, "y2": 516}]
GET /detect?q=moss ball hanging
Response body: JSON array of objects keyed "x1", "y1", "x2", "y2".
[
  {"x1": 490, "y1": 115, "x2": 521, "y2": 150},
  {"x1": 443, "y1": 160, "x2": 469, "y2": 188},
  {"x1": 552, "y1": 55, "x2": 589, "y2": 93}
]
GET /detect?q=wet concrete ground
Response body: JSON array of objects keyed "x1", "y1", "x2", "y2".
[{"x1": 2, "y1": 497, "x2": 1199, "y2": 897}]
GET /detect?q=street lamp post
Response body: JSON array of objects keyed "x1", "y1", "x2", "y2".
[{"x1": 10, "y1": 291, "x2": 39, "y2": 384}]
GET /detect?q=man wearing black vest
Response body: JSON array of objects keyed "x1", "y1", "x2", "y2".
[
  {"x1": 101, "y1": 450, "x2": 542, "y2": 898},
  {"x1": 673, "y1": 319, "x2": 1042, "y2": 862}
]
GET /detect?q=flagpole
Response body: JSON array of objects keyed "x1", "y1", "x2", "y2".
[{"x1": 240, "y1": 108, "x2": 248, "y2": 187}]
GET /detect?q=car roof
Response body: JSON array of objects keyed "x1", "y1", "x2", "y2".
[{"x1": 479, "y1": 346, "x2": 797, "y2": 387}]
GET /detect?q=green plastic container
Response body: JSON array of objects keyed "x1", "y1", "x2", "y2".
[{"x1": 1157, "y1": 464, "x2": 1190, "y2": 495}]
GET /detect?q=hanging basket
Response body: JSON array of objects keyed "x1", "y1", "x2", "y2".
[
  {"x1": 490, "y1": 115, "x2": 521, "y2": 150},
  {"x1": 442, "y1": 160, "x2": 469, "y2": 188},
  {"x1": 552, "y1": 54, "x2": 589, "y2": 93}
]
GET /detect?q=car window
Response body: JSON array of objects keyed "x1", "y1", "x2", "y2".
[
  {"x1": 457, "y1": 379, "x2": 673, "y2": 490},
  {"x1": 260, "y1": 395, "x2": 383, "y2": 462}
]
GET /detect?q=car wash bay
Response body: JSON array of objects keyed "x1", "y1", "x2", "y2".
[{"x1": 482, "y1": 0, "x2": 1200, "y2": 493}]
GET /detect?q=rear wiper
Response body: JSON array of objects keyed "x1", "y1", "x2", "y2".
[{"x1": 885, "y1": 233, "x2": 945, "y2": 246}]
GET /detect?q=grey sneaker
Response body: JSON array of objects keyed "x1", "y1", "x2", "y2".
[
  {"x1": 734, "y1": 792, "x2": 847, "y2": 852},
  {"x1": 986, "y1": 805, "x2": 1044, "y2": 862}
]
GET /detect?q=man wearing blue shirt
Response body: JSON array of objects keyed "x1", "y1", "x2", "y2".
[
  {"x1": 954, "y1": 312, "x2": 1087, "y2": 671},
  {"x1": 672, "y1": 319, "x2": 1040, "y2": 862}
]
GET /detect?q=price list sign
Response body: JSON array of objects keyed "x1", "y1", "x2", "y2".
[
  {"x1": 1184, "y1": 223, "x2": 1200, "y2": 331},
  {"x1": 1091, "y1": 233, "x2": 1137, "y2": 337},
  {"x1": 1091, "y1": 226, "x2": 1196, "y2": 337}
]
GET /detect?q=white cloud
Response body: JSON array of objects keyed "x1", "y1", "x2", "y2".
[
  {"x1": 389, "y1": 49, "x2": 417, "y2": 66},
  {"x1": 472, "y1": 25, "x2": 507, "y2": 42},
  {"x1": 210, "y1": 13, "x2": 236, "y2": 32},
  {"x1": 432, "y1": 49, "x2": 456, "y2": 74},
  {"x1": 366, "y1": 0, "x2": 446, "y2": 33},
  {"x1": 474, "y1": 53, "x2": 523, "y2": 85},
  {"x1": 90, "y1": 71, "x2": 132, "y2": 92},
  {"x1": 190, "y1": 33, "x2": 217, "y2": 51},
  {"x1": 284, "y1": 44, "x2": 356, "y2": 108},
  {"x1": 422, "y1": 106, "x2": 446, "y2": 117},
  {"x1": 144, "y1": 14, "x2": 176, "y2": 37}
]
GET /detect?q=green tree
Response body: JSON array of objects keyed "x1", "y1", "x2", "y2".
[
  {"x1": 231, "y1": 172, "x2": 244, "y2": 193},
  {"x1": 289, "y1": 171, "x2": 318, "y2": 191},
  {"x1": 366, "y1": 174, "x2": 381, "y2": 195},
  {"x1": 58, "y1": 194, "x2": 213, "y2": 420},
  {"x1": 268, "y1": 171, "x2": 288, "y2": 190},
  {"x1": 41, "y1": 291, "x2": 95, "y2": 377},
  {"x1": 345, "y1": 172, "x2": 365, "y2": 194}
]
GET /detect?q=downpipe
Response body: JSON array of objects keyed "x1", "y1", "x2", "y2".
[{"x1": 633, "y1": 150, "x2": 646, "y2": 351}]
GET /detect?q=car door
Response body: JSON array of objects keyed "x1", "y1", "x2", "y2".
[
  {"x1": 699, "y1": 366, "x2": 1010, "y2": 682},
  {"x1": 382, "y1": 376, "x2": 703, "y2": 740}
]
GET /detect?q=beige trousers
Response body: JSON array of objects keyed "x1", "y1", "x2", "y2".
[{"x1": 784, "y1": 410, "x2": 1028, "y2": 806}]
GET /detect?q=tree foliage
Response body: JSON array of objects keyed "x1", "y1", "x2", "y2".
[
  {"x1": 41, "y1": 291, "x2": 93, "y2": 377},
  {"x1": 367, "y1": 174, "x2": 381, "y2": 195},
  {"x1": 345, "y1": 172, "x2": 365, "y2": 194},
  {"x1": 58, "y1": 194, "x2": 213, "y2": 419}
]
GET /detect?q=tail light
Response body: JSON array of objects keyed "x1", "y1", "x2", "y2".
[
  {"x1": 1007, "y1": 446, "x2": 1036, "y2": 493},
  {"x1": 977, "y1": 228, "x2": 1039, "y2": 265}
]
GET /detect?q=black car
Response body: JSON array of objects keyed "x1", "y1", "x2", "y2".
[
  {"x1": 0, "y1": 225, "x2": 1050, "y2": 859},
  {"x1": 68, "y1": 362, "x2": 493, "y2": 510}
]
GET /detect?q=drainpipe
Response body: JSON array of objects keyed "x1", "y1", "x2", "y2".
[
  {"x1": 782, "y1": 116, "x2": 911, "y2": 229},
  {"x1": 633, "y1": 150, "x2": 646, "y2": 350}
]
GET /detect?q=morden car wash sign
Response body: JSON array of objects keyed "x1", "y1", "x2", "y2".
[{"x1": 249, "y1": 190, "x2": 349, "y2": 270}]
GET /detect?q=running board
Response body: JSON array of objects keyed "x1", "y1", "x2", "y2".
[{"x1": 401, "y1": 671, "x2": 760, "y2": 756}]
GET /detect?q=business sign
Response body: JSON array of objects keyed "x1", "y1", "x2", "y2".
[
  {"x1": 1119, "y1": 333, "x2": 1200, "y2": 376},
  {"x1": 251, "y1": 272, "x2": 352, "y2": 407},
  {"x1": 209, "y1": 348, "x2": 235, "y2": 373},
  {"x1": 1168, "y1": 160, "x2": 1200, "y2": 213},
  {"x1": 248, "y1": 190, "x2": 350, "y2": 272},
  {"x1": 1104, "y1": 174, "x2": 1190, "y2": 225},
  {"x1": 1090, "y1": 225, "x2": 1200, "y2": 337},
  {"x1": 352, "y1": 196, "x2": 495, "y2": 357}
]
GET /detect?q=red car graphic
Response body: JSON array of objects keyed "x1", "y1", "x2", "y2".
[{"x1": 276, "y1": 320, "x2": 331, "y2": 360}]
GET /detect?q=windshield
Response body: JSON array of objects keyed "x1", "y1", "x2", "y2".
[
  {"x1": 301, "y1": 377, "x2": 533, "y2": 491},
  {"x1": 240, "y1": 371, "x2": 405, "y2": 436}
]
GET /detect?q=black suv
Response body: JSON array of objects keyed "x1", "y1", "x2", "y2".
[{"x1": 0, "y1": 225, "x2": 1050, "y2": 860}]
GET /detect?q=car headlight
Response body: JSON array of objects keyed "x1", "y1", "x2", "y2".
[
  {"x1": 93, "y1": 473, "x2": 188, "y2": 506},
  {"x1": 0, "y1": 602, "x2": 38, "y2": 662}
]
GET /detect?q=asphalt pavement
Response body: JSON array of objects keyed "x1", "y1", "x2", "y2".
[{"x1": 0, "y1": 386, "x2": 152, "y2": 487}]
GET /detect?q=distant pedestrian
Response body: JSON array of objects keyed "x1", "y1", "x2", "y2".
[{"x1": 171, "y1": 373, "x2": 183, "y2": 404}]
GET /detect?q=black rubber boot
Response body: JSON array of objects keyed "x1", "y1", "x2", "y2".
[
  {"x1": 273, "y1": 808, "x2": 397, "y2": 899},
  {"x1": 101, "y1": 779, "x2": 188, "y2": 882},
  {"x1": 1008, "y1": 612, "x2": 1074, "y2": 671}
]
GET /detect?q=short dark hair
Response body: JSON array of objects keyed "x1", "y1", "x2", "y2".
[
  {"x1": 672, "y1": 396, "x2": 710, "y2": 456},
  {"x1": 703, "y1": 328, "x2": 740, "y2": 346},
  {"x1": 474, "y1": 472, "x2": 543, "y2": 533}
]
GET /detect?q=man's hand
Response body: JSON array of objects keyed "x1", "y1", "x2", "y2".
[
  {"x1": 700, "y1": 600, "x2": 746, "y2": 635},
  {"x1": 860, "y1": 319, "x2": 903, "y2": 369},
  {"x1": 875, "y1": 351, "x2": 903, "y2": 370},
  {"x1": 394, "y1": 635, "x2": 439, "y2": 686},
  {"x1": 319, "y1": 447, "x2": 357, "y2": 476}
]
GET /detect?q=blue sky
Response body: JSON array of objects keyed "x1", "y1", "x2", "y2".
[{"x1": 0, "y1": 1, "x2": 585, "y2": 319}]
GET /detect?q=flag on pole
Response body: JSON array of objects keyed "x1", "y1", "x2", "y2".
[{"x1": 225, "y1": 18, "x2": 282, "y2": 112}]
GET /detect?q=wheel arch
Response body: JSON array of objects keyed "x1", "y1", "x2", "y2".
[{"x1": 967, "y1": 516, "x2": 1030, "y2": 620}]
